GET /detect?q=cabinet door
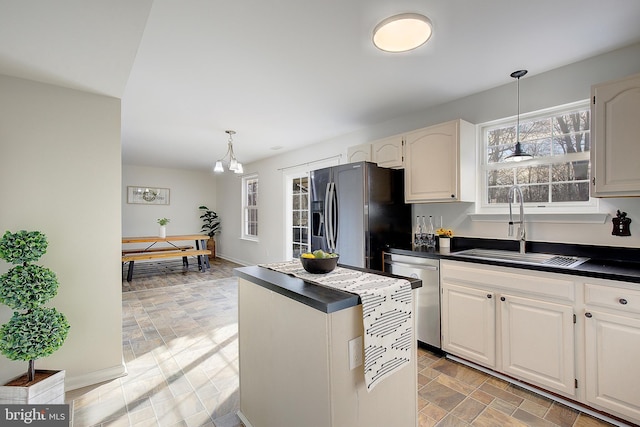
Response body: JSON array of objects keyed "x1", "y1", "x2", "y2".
[
  {"x1": 372, "y1": 135, "x2": 403, "y2": 168},
  {"x1": 441, "y1": 283, "x2": 496, "y2": 367},
  {"x1": 404, "y1": 121, "x2": 459, "y2": 202},
  {"x1": 591, "y1": 72, "x2": 640, "y2": 197},
  {"x1": 347, "y1": 144, "x2": 371, "y2": 163},
  {"x1": 585, "y1": 310, "x2": 640, "y2": 421},
  {"x1": 500, "y1": 294, "x2": 576, "y2": 396}
]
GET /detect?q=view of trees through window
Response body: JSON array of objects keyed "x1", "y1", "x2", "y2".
[
  {"x1": 484, "y1": 104, "x2": 590, "y2": 205},
  {"x1": 291, "y1": 176, "x2": 309, "y2": 258}
]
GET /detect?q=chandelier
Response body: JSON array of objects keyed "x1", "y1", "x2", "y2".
[{"x1": 214, "y1": 130, "x2": 243, "y2": 174}]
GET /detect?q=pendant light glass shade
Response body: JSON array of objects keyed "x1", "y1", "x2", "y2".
[
  {"x1": 373, "y1": 13, "x2": 433, "y2": 53},
  {"x1": 504, "y1": 70, "x2": 533, "y2": 162},
  {"x1": 213, "y1": 130, "x2": 244, "y2": 173}
]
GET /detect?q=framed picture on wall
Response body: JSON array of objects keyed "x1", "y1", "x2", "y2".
[{"x1": 127, "y1": 186, "x2": 170, "y2": 205}]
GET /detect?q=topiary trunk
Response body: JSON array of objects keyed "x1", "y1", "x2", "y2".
[{"x1": 28, "y1": 360, "x2": 35, "y2": 383}]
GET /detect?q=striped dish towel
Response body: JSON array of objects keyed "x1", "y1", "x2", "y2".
[{"x1": 259, "y1": 260, "x2": 413, "y2": 391}]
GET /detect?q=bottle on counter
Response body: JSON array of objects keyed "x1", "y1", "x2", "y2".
[
  {"x1": 426, "y1": 215, "x2": 436, "y2": 248},
  {"x1": 414, "y1": 216, "x2": 422, "y2": 249}
]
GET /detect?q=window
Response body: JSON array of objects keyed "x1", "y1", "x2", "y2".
[
  {"x1": 242, "y1": 175, "x2": 258, "y2": 240},
  {"x1": 289, "y1": 175, "x2": 309, "y2": 258},
  {"x1": 480, "y1": 101, "x2": 593, "y2": 212}
]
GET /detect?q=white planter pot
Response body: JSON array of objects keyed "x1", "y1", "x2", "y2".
[
  {"x1": 0, "y1": 370, "x2": 65, "y2": 404},
  {"x1": 159, "y1": 225, "x2": 166, "y2": 238},
  {"x1": 439, "y1": 237, "x2": 450, "y2": 252}
]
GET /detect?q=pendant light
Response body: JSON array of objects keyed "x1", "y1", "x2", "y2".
[
  {"x1": 214, "y1": 130, "x2": 244, "y2": 174},
  {"x1": 504, "y1": 69, "x2": 533, "y2": 162}
]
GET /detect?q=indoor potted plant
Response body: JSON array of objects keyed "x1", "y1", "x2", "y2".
[
  {"x1": 436, "y1": 227, "x2": 453, "y2": 251},
  {"x1": 157, "y1": 217, "x2": 170, "y2": 238},
  {"x1": 199, "y1": 206, "x2": 220, "y2": 259},
  {"x1": 0, "y1": 230, "x2": 70, "y2": 404}
]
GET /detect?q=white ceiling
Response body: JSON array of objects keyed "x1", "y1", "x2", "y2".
[{"x1": 2, "y1": 0, "x2": 640, "y2": 171}]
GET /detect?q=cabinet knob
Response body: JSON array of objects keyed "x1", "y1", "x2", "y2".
[
  {"x1": 592, "y1": 177, "x2": 596, "y2": 185},
  {"x1": 451, "y1": 194, "x2": 455, "y2": 198},
  {"x1": 487, "y1": 294, "x2": 492, "y2": 299},
  {"x1": 500, "y1": 296, "x2": 506, "y2": 302},
  {"x1": 585, "y1": 312, "x2": 593, "y2": 318},
  {"x1": 619, "y1": 298, "x2": 628, "y2": 305}
]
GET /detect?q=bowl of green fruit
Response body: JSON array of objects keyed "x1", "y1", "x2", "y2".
[{"x1": 300, "y1": 250, "x2": 339, "y2": 274}]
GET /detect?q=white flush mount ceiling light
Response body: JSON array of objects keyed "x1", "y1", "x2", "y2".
[
  {"x1": 214, "y1": 130, "x2": 244, "y2": 174},
  {"x1": 373, "y1": 13, "x2": 433, "y2": 53},
  {"x1": 504, "y1": 69, "x2": 533, "y2": 162}
]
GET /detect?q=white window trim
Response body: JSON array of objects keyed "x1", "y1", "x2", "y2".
[
  {"x1": 241, "y1": 174, "x2": 259, "y2": 242},
  {"x1": 283, "y1": 167, "x2": 310, "y2": 260},
  {"x1": 473, "y1": 100, "x2": 606, "y2": 223}
]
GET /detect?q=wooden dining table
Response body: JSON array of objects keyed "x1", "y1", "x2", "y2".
[{"x1": 121, "y1": 234, "x2": 211, "y2": 281}]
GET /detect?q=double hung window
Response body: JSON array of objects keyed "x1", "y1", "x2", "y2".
[
  {"x1": 242, "y1": 175, "x2": 259, "y2": 240},
  {"x1": 480, "y1": 101, "x2": 592, "y2": 212}
]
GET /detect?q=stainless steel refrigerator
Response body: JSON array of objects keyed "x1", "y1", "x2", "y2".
[{"x1": 310, "y1": 161, "x2": 411, "y2": 271}]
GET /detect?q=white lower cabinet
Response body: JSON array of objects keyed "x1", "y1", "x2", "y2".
[
  {"x1": 441, "y1": 283, "x2": 496, "y2": 367},
  {"x1": 442, "y1": 261, "x2": 640, "y2": 425},
  {"x1": 500, "y1": 294, "x2": 576, "y2": 396},
  {"x1": 441, "y1": 261, "x2": 577, "y2": 399},
  {"x1": 584, "y1": 281, "x2": 640, "y2": 422}
]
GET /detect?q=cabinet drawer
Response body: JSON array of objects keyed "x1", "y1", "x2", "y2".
[
  {"x1": 585, "y1": 282, "x2": 640, "y2": 314},
  {"x1": 441, "y1": 261, "x2": 575, "y2": 302}
]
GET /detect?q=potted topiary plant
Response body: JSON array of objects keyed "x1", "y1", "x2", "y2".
[
  {"x1": 199, "y1": 206, "x2": 220, "y2": 259},
  {"x1": 0, "y1": 230, "x2": 70, "y2": 404}
]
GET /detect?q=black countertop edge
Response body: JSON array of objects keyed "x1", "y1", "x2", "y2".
[
  {"x1": 388, "y1": 243, "x2": 640, "y2": 285},
  {"x1": 427, "y1": 236, "x2": 640, "y2": 263},
  {"x1": 234, "y1": 265, "x2": 422, "y2": 314}
]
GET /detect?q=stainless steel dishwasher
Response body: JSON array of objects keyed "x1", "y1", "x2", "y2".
[{"x1": 383, "y1": 252, "x2": 441, "y2": 351}]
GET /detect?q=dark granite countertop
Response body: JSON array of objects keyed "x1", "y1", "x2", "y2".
[
  {"x1": 234, "y1": 264, "x2": 422, "y2": 314},
  {"x1": 388, "y1": 238, "x2": 640, "y2": 284}
]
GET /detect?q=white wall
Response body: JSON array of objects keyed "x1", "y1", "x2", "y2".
[
  {"x1": 215, "y1": 42, "x2": 640, "y2": 266},
  {"x1": 122, "y1": 165, "x2": 217, "y2": 238},
  {"x1": 0, "y1": 74, "x2": 124, "y2": 390}
]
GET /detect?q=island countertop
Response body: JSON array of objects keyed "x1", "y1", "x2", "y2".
[{"x1": 234, "y1": 264, "x2": 422, "y2": 314}]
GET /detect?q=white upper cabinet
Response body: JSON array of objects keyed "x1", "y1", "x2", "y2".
[
  {"x1": 404, "y1": 119, "x2": 476, "y2": 203},
  {"x1": 371, "y1": 135, "x2": 404, "y2": 168},
  {"x1": 346, "y1": 143, "x2": 371, "y2": 163},
  {"x1": 591, "y1": 72, "x2": 640, "y2": 197}
]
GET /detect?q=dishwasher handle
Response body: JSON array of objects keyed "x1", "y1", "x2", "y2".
[{"x1": 384, "y1": 261, "x2": 438, "y2": 271}]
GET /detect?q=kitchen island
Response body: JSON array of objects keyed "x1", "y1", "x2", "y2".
[{"x1": 234, "y1": 265, "x2": 421, "y2": 427}]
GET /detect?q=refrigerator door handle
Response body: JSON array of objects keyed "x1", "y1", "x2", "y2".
[
  {"x1": 324, "y1": 182, "x2": 332, "y2": 250},
  {"x1": 327, "y1": 182, "x2": 337, "y2": 251}
]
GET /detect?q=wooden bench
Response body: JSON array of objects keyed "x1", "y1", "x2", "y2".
[
  {"x1": 122, "y1": 245, "x2": 193, "y2": 255},
  {"x1": 122, "y1": 249, "x2": 211, "y2": 282}
]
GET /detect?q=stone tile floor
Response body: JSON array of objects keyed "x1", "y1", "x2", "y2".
[{"x1": 66, "y1": 258, "x2": 624, "y2": 426}]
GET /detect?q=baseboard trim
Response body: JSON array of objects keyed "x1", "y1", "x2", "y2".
[
  {"x1": 64, "y1": 362, "x2": 127, "y2": 392},
  {"x1": 236, "y1": 411, "x2": 252, "y2": 427},
  {"x1": 216, "y1": 253, "x2": 250, "y2": 266}
]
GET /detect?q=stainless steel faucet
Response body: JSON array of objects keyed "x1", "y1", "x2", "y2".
[{"x1": 508, "y1": 185, "x2": 526, "y2": 253}]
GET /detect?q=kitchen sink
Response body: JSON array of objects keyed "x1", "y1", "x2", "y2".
[{"x1": 451, "y1": 248, "x2": 589, "y2": 269}]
